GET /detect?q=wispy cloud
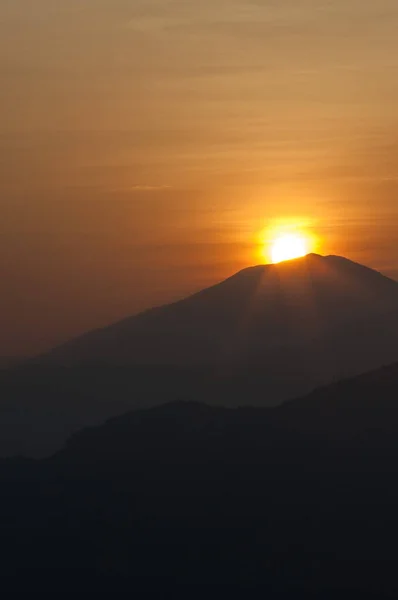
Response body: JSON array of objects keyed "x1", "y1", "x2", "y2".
[{"x1": 127, "y1": 184, "x2": 172, "y2": 191}]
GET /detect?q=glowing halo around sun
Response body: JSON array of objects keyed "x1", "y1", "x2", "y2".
[
  {"x1": 257, "y1": 218, "x2": 318, "y2": 264},
  {"x1": 271, "y1": 233, "x2": 308, "y2": 264}
]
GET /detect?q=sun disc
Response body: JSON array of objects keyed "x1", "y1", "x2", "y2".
[{"x1": 271, "y1": 233, "x2": 308, "y2": 264}]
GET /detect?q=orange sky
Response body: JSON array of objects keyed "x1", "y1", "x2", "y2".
[{"x1": 2, "y1": 0, "x2": 398, "y2": 356}]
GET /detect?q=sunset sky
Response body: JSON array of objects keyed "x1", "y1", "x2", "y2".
[{"x1": 2, "y1": 0, "x2": 398, "y2": 356}]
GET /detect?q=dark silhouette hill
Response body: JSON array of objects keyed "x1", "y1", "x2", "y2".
[
  {"x1": 60, "y1": 362, "x2": 398, "y2": 457},
  {"x1": 3, "y1": 364, "x2": 398, "y2": 594},
  {"x1": 3, "y1": 253, "x2": 398, "y2": 457},
  {"x1": 39, "y1": 254, "x2": 398, "y2": 374}
]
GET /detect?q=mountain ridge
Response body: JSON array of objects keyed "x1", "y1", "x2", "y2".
[
  {"x1": 3, "y1": 253, "x2": 398, "y2": 458},
  {"x1": 58, "y1": 360, "x2": 398, "y2": 461},
  {"x1": 35, "y1": 253, "x2": 398, "y2": 366},
  {"x1": 3, "y1": 361, "x2": 398, "y2": 592}
]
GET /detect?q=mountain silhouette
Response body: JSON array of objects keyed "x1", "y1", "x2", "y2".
[
  {"x1": 39, "y1": 253, "x2": 398, "y2": 371},
  {"x1": 3, "y1": 364, "x2": 398, "y2": 593},
  {"x1": 54, "y1": 362, "x2": 398, "y2": 464},
  {"x1": 2, "y1": 253, "x2": 398, "y2": 457}
]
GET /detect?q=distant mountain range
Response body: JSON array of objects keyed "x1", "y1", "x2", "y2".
[
  {"x1": 3, "y1": 362, "x2": 398, "y2": 593},
  {"x1": 2, "y1": 253, "x2": 398, "y2": 457}
]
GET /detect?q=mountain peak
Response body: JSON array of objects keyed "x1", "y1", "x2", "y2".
[
  {"x1": 229, "y1": 252, "x2": 325, "y2": 279},
  {"x1": 246, "y1": 252, "x2": 392, "y2": 279},
  {"x1": 38, "y1": 253, "x2": 398, "y2": 383},
  {"x1": 231, "y1": 253, "x2": 362, "y2": 280}
]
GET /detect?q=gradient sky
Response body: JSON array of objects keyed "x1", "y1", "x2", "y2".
[{"x1": 2, "y1": 0, "x2": 398, "y2": 356}]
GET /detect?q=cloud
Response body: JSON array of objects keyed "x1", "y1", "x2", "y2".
[{"x1": 128, "y1": 184, "x2": 172, "y2": 191}]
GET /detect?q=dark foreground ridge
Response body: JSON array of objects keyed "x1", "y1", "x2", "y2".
[
  {"x1": 3, "y1": 253, "x2": 398, "y2": 457},
  {"x1": 3, "y1": 363, "x2": 398, "y2": 594}
]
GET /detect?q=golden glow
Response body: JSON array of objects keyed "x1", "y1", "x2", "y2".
[
  {"x1": 271, "y1": 234, "x2": 308, "y2": 263},
  {"x1": 258, "y1": 218, "x2": 318, "y2": 264}
]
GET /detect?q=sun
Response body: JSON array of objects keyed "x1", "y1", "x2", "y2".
[
  {"x1": 258, "y1": 218, "x2": 318, "y2": 264},
  {"x1": 271, "y1": 233, "x2": 308, "y2": 264}
]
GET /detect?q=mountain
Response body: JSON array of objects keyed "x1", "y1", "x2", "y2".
[
  {"x1": 2, "y1": 253, "x2": 398, "y2": 458},
  {"x1": 3, "y1": 364, "x2": 398, "y2": 593},
  {"x1": 39, "y1": 254, "x2": 398, "y2": 373}
]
